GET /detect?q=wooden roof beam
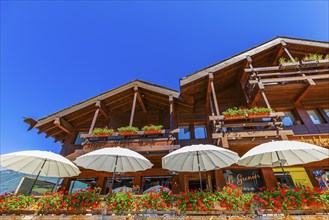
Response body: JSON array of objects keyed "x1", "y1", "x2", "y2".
[
  {"x1": 95, "y1": 100, "x2": 110, "y2": 120},
  {"x1": 23, "y1": 117, "x2": 38, "y2": 131},
  {"x1": 272, "y1": 44, "x2": 284, "y2": 65},
  {"x1": 179, "y1": 93, "x2": 194, "y2": 104},
  {"x1": 54, "y1": 117, "x2": 75, "y2": 134},
  {"x1": 135, "y1": 86, "x2": 147, "y2": 114},
  {"x1": 294, "y1": 78, "x2": 316, "y2": 105},
  {"x1": 205, "y1": 73, "x2": 213, "y2": 113}
]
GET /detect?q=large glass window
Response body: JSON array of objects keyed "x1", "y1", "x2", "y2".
[
  {"x1": 75, "y1": 131, "x2": 88, "y2": 145},
  {"x1": 194, "y1": 125, "x2": 207, "y2": 139},
  {"x1": 142, "y1": 176, "x2": 172, "y2": 193},
  {"x1": 178, "y1": 126, "x2": 191, "y2": 140},
  {"x1": 104, "y1": 177, "x2": 134, "y2": 194},
  {"x1": 281, "y1": 111, "x2": 296, "y2": 126},
  {"x1": 69, "y1": 178, "x2": 98, "y2": 193},
  {"x1": 306, "y1": 110, "x2": 324, "y2": 124}
]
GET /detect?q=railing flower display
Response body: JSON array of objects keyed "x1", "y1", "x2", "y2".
[
  {"x1": 105, "y1": 191, "x2": 135, "y2": 214},
  {"x1": 0, "y1": 193, "x2": 34, "y2": 214},
  {"x1": 92, "y1": 127, "x2": 115, "y2": 137},
  {"x1": 175, "y1": 190, "x2": 216, "y2": 213},
  {"x1": 222, "y1": 107, "x2": 274, "y2": 120},
  {"x1": 117, "y1": 126, "x2": 139, "y2": 136},
  {"x1": 142, "y1": 124, "x2": 163, "y2": 135}
]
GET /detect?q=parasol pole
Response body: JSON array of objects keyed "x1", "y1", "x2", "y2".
[
  {"x1": 28, "y1": 159, "x2": 47, "y2": 194},
  {"x1": 275, "y1": 151, "x2": 291, "y2": 187},
  {"x1": 110, "y1": 155, "x2": 119, "y2": 190},
  {"x1": 196, "y1": 151, "x2": 203, "y2": 191}
]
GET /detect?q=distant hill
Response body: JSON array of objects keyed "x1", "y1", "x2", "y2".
[{"x1": 0, "y1": 169, "x2": 59, "y2": 195}]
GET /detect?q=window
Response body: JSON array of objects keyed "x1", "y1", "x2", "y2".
[
  {"x1": 274, "y1": 172, "x2": 295, "y2": 188},
  {"x1": 324, "y1": 109, "x2": 329, "y2": 118},
  {"x1": 178, "y1": 126, "x2": 190, "y2": 140},
  {"x1": 281, "y1": 111, "x2": 296, "y2": 126},
  {"x1": 104, "y1": 177, "x2": 134, "y2": 194},
  {"x1": 142, "y1": 176, "x2": 172, "y2": 193},
  {"x1": 75, "y1": 131, "x2": 88, "y2": 145},
  {"x1": 194, "y1": 125, "x2": 207, "y2": 139},
  {"x1": 306, "y1": 110, "x2": 324, "y2": 124}
]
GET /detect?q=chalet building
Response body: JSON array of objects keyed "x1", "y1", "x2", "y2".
[{"x1": 24, "y1": 36, "x2": 329, "y2": 194}]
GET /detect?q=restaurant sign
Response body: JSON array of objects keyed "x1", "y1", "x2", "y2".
[{"x1": 223, "y1": 169, "x2": 264, "y2": 193}]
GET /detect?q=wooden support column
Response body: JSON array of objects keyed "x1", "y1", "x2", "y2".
[
  {"x1": 209, "y1": 72, "x2": 220, "y2": 116},
  {"x1": 259, "y1": 82, "x2": 271, "y2": 109},
  {"x1": 169, "y1": 95, "x2": 177, "y2": 129},
  {"x1": 261, "y1": 168, "x2": 277, "y2": 189},
  {"x1": 206, "y1": 73, "x2": 216, "y2": 139},
  {"x1": 129, "y1": 86, "x2": 138, "y2": 126},
  {"x1": 54, "y1": 117, "x2": 74, "y2": 134},
  {"x1": 95, "y1": 100, "x2": 110, "y2": 120},
  {"x1": 281, "y1": 40, "x2": 295, "y2": 62},
  {"x1": 293, "y1": 102, "x2": 319, "y2": 134},
  {"x1": 89, "y1": 108, "x2": 100, "y2": 134},
  {"x1": 214, "y1": 169, "x2": 226, "y2": 188}
]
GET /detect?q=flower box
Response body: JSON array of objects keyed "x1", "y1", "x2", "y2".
[
  {"x1": 247, "y1": 112, "x2": 270, "y2": 118},
  {"x1": 119, "y1": 131, "x2": 138, "y2": 136},
  {"x1": 224, "y1": 114, "x2": 246, "y2": 120},
  {"x1": 144, "y1": 130, "x2": 162, "y2": 135},
  {"x1": 94, "y1": 133, "x2": 113, "y2": 137}
]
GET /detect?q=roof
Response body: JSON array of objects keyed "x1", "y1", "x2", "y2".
[
  {"x1": 179, "y1": 36, "x2": 329, "y2": 87},
  {"x1": 29, "y1": 80, "x2": 180, "y2": 129}
]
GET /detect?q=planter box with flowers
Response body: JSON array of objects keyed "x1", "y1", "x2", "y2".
[
  {"x1": 142, "y1": 124, "x2": 163, "y2": 135},
  {"x1": 118, "y1": 126, "x2": 139, "y2": 136},
  {"x1": 247, "y1": 107, "x2": 273, "y2": 118},
  {"x1": 222, "y1": 107, "x2": 247, "y2": 120},
  {"x1": 222, "y1": 107, "x2": 274, "y2": 120},
  {"x1": 92, "y1": 127, "x2": 115, "y2": 137}
]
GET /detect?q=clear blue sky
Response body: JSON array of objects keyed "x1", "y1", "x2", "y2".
[{"x1": 1, "y1": 1, "x2": 328, "y2": 155}]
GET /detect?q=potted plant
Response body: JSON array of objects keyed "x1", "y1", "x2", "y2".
[
  {"x1": 222, "y1": 107, "x2": 247, "y2": 120},
  {"x1": 118, "y1": 126, "x2": 139, "y2": 136},
  {"x1": 247, "y1": 107, "x2": 273, "y2": 118},
  {"x1": 142, "y1": 124, "x2": 163, "y2": 135},
  {"x1": 92, "y1": 127, "x2": 115, "y2": 137}
]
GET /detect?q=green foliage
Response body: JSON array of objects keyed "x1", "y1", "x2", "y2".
[
  {"x1": 247, "y1": 107, "x2": 273, "y2": 115},
  {"x1": 92, "y1": 127, "x2": 114, "y2": 135},
  {"x1": 222, "y1": 106, "x2": 274, "y2": 117},
  {"x1": 142, "y1": 124, "x2": 163, "y2": 131},
  {"x1": 303, "y1": 53, "x2": 324, "y2": 61},
  {"x1": 222, "y1": 107, "x2": 247, "y2": 116},
  {"x1": 278, "y1": 57, "x2": 298, "y2": 65},
  {"x1": 117, "y1": 126, "x2": 139, "y2": 133}
]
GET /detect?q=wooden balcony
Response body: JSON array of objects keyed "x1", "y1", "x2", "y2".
[
  {"x1": 210, "y1": 112, "x2": 294, "y2": 148},
  {"x1": 80, "y1": 129, "x2": 180, "y2": 153}
]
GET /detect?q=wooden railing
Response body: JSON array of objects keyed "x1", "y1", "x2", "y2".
[
  {"x1": 242, "y1": 60, "x2": 329, "y2": 104},
  {"x1": 80, "y1": 129, "x2": 180, "y2": 152},
  {"x1": 210, "y1": 112, "x2": 294, "y2": 148}
]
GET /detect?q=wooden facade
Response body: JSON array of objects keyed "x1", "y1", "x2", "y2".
[{"x1": 24, "y1": 36, "x2": 329, "y2": 194}]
